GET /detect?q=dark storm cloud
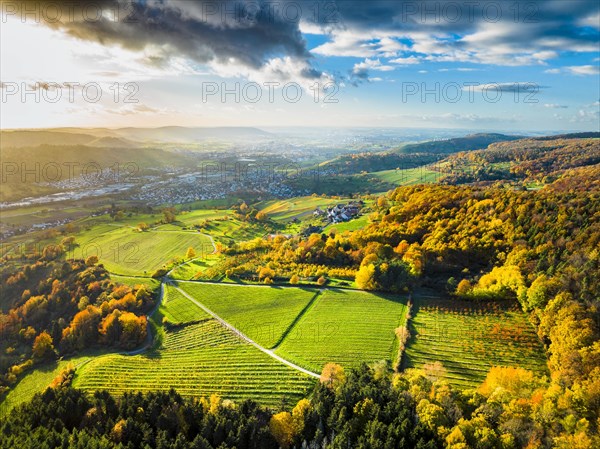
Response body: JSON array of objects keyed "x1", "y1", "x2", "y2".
[
  {"x1": 318, "y1": 0, "x2": 599, "y2": 35},
  {"x1": 1, "y1": 1, "x2": 598, "y2": 80},
  {"x1": 313, "y1": 0, "x2": 599, "y2": 52},
  {"x1": 1, "y1": 0, "x2": 320, "y2": 74}
]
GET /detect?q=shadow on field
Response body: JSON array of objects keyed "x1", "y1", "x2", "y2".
[{"x1": 325, "y1": 287, "x2": 409, "y2": 306}]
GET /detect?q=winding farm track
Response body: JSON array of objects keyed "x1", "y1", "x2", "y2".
[
  {"x1": 122, "y1": 236, "x2": 321, "y2": 380},
  {"x1": 170, "y1": 282, "x2": 321, "y2": 379}
]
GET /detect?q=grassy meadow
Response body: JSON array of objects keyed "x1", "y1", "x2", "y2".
[{"x1": 71, "y1": 227, "x2": 213, "y2": 276}]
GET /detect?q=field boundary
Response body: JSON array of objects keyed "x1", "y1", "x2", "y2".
[
  {"x1": 393, "y1": 294, "x2": 413, "y2": 372},
  {"x1": 171, "y1": 283, "x2": 321, "y2": 379},
  {"x1": 271, "y1": 290, "x2": 323, "y2": 350}
]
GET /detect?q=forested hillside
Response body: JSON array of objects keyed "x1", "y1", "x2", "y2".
[
  {"x1": 318, "y1": 133, "x2": 521, "y2": 175},
  {"x1": 1, "y1": 138, "x2": 598, "y2": 449},
  {"x1": 0, "y1": 247, "x2": 155, "y2": 396},
  {"x1": 440, "y1": 137, "x2": 600, "y2": 184}
]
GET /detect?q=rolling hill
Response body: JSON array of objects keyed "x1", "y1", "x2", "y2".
[
  {"x1": 0, "y1": 126, "x2": 272, "y2": 149},
  {"x1": 317, "y1": 133, "x2": 521, "y2": 175}
]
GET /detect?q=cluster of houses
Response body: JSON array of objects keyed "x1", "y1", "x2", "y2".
[{"x1": 313, "y1": 200, "x2": 363, "y2": 223}]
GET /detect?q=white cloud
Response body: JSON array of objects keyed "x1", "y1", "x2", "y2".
[
  {"x1": 377, "y1": 37, "x2": 407, "y2": 57},
  {"x1": 389, "y1": 56, "x2": 421, "y2": 65},
  {"x1": 579, "y1": 12, "x2": 600, "y2": 29},
  {"x1": 312, "y1": 32, "x2": 408, "y2": 58},
  {"x1": 209, "y1": 56, "x2": 333, "y2": 92},
  {"x1": 312, "y1": 32, "x2": 380, "y2": 57},
  {"x1": 353, "y1": 59, "x2": 395, "y2": 74},
  {"x1": 543, "y1": 66, "x2": 600, "y2": 76},
  {"x1": 566, "y1": 65, "x2": 600, "y2": 76},
  {"x1": 571, "y1": 108, "x2": 600, "y2": 122}
]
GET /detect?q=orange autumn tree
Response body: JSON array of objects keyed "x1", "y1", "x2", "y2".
[
  {"x1": 100, "y1": 310, "x2": 147, "y2": 350},
  {"x1": 32, "y1": 331, "x2": 55, "y2": 360}
]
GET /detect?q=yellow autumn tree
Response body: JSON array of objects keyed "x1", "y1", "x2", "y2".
[
  {"x1": 291, "y1": 399, "x2": 310, "y2": 434},
  {"x1": 320, "y1": 363, "x2": 346, "y2": 388},
  {"x1": 258, "y1": 266, "x2": 275, "y2": 281},
  {"x1": 479, "y1": 366, "x2": 536, "y2": 398},
  {"x1": 355, "y1": 263, "x2": 376, "y2": 290},
  {"x1": 455, "y1": 279, "x2": 472, "y2": 297},
  {"x1": 270, "y1": 411, "x2": 295, "y2": 449},
  {"x1": 186, "y1": 247, "x2": 196, "y2": 259}
]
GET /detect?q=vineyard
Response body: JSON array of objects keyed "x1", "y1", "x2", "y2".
[
  {"x1": 159, "y1": 284, "x2": 210, "y2": 324},
  {"x1": 177, "y1": 282, "x2": 319, "y2": 348},
  {"x1": 70, "y1": 284, "x2": 317, "y2": 407},
  {"x1": 73, "y1": 318, "x2": 315, "y2": 408},
  {"x1": 370, "y1": 167, "x2": 441, "y2": 185},
  {"x1": 0, "y1": 354, "x2": 93, "y2": 415},
  {"x1": 403, "y1": 296, "x2": 548, "y2": 389},
  {"x1": 1, "y1": 283, "x2": 548, "y2": 414},
  {"x1": 257, "y1": 196, "x2": 335, "y2": 222},
  {"x1": 275, "y1": 289, "x2": 409, "y2": 372}
]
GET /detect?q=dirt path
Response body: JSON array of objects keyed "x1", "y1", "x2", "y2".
[
  {"x1": 120, "y1": 236, "x2": 320, "y2": 380},
  {"x1": 171, "y1": 283, "x2": 320, "y2": 379}
]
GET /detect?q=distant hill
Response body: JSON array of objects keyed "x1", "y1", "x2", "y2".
[
  {"x1": 438, "y1": 136, "x2": 600, "y2": 185},
  {"x1": 532, "y1": 132, "x2": 600, "y2": 141},
  {"x1": 0, "y1": 127, "x2": 272, "y2": 148},
  {"x1": 0, "y1": 130, "x2": 97, "y2": 148},
  {"x1": 1, "y1": 144, "x2": 192, "y2": 170},
  {"x1": 0, "y1": 144, "x2": 197, "y2": 202},
  {"x1": 319, "y1": 133, "x2": 521, "y2": 175},
  {"x1": 87, "y1": 136, "x2": 138, "y2": 148},
  {"x1": 395, "y1": 133, "x2": 521, "y2": 154},
  {"x1": 110, "y1": 126, "x2": 272, "y2": 143}
]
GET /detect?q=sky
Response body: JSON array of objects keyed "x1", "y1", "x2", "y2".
[{"x1": 1, "y1": 0, "x2": 599, "y2": 131}]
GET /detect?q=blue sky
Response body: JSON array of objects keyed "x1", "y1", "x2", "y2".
[{"x1": 1, "y1": 0, "x2": 598, "y2": 131}]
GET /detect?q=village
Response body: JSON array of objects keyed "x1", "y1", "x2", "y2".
[{"x1": 313, "y1": 200, "x2": 364, "y2": 223}]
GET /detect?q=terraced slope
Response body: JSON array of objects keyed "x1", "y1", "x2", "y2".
[
  {"x1": 177, "y1": 282, "x2": 318, "y2": 348},
  {"x1": 73, "y1": 318, "x2": 315, "y2": 408},
  {"x1": 403, "y1": 297, "x2": 548, "y2": 389},
  {"x1": 275, "y1": 289, "x2": 409, "y2": 372}
]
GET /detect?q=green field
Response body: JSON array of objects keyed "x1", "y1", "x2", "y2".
[
  {"x1": 276, "y1": 289, "x2": 409, "y2": 372},
  {"x1": 73, "y1": 308, "x2": 315, "y2": 408},
  {"x1": 370, "y1": 167, "x2": 442, "y2": 185},
  {"x1": 0, "y1": 354, "x2": 96, "y2": 415},
  {"x1": 160, "y1": 284, "x2": 210, "y2": 324},
  {"x1": 71, "y1": 227, "x2": 213, "y2": 276},
  {"x1": 403, "y1": 296, "x2": 548, "y2": 389},
  {"x1": 258, "y1": 196, "x2": 335, "y2": 222},
  {"x1": 156, "y1": 210, "x2": 266, "y2": 243},
  {"x1": 110, "y1": 275, "x2": 161, "y2": 292},
  {"x1": 169, "y1": 259, "x2": 217, "y2": 280},
  {"x1": 177, "y1": 282, "x2": 319, "y2": 348},
  {"x1": 327, "y1": 215, "x2": 370, "y2": 233}
]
